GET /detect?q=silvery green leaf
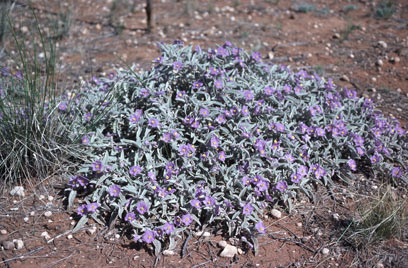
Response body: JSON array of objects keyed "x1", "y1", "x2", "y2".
[{"x1": 73, "y1": 216, "x2": 88, "y2": 233}]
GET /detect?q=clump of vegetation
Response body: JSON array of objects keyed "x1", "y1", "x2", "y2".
[
  {"x1": 345, "y1": 185, "x2": 407, "y2": 248},
  {"x1": 63, "y1": 41, "x2": 408, "y2": 254},
  {"x1": 375, "y1": 1, "x2": 395, "y2": 20},
  {"x1": 0, "y1": 12, "x2": 83, "y2": 187}
]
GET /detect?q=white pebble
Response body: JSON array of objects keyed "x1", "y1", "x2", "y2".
[
  {"x1": 377, "y1": 40, "x2": 387, "y2": 49},
  {"x1": 39, "y1": 195, "x2": 45, "y2": 200},
  {"x1": 203, "y1": 231, "x2": 211, "y2": 237},
  {"x1": 67, "y1": 234, "x2": 73, "y2": 239},
  {"x1": 10, "y1": 186, "x2": 25, "y2": 197},
  {"x1": 220, "y1": 244, "x2": 238, "y2": 258},
  {"x1": 14, "y1": 239, "x2": 24, "y2": 250},
  {"x1": 41, "y1": 231, "x2": 51, "y2": 240},
  {"x1": 23, "y1": 217, "x2": 29, "y2": 222},
  {"x1": 115, "y1": 234, "x2": 120, "y2": 239},
  {"x1": 162, "y1": 249, "x2": 175, "y2": 256},
  {"x1": 322, "y1": 248, "x2": 330, "y2": 255},
  {"x1": 333, "y1": 213, "x2": 340, "y2": 221},
  {"x1": 218, "y1": 240, "x2": 228, "y2": 248},
  {"x1": 44, "y1": 211, "x2": 52, "y2": 217},
  {"x1": 30, "y1": 211, "x2": 35, "y2": 216},
  {"x1": 87, "y1": 226, "x2": 97, "y2": 235},
  {"x1": 271, "y1": 209, "x2": 282, "y2": 219},
  {"x1": 0, "y1": 229, "x2": 7, "y2": 235},
  {"x1": 48, "y1": 196, "x2": 54, "y2": 201},
  {"x1": 237, "y1": 248, "x2": 244, "y2": 255}
]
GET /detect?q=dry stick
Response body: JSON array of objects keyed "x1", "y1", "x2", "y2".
[
  {"x1": 0, "y1": 246, "x2": 45, "y2": 265},
  {"x1": 145, "y1": 0, "x2": 153, "y2": 33},
  {"x1": 181, "y1": 232, "x2": 192, "y2": 258},
  {"x1": 43, "y1": 252, "x2": 74, "y2": 268}
]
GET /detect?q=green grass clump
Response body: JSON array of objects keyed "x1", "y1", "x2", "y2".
[{"x1": 375, "y1": 1, "x2": 395, "y2": 20}]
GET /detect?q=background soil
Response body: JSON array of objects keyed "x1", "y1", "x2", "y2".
[{"x1": 1, "y1": 0, "x2": 408, "y2": 267}]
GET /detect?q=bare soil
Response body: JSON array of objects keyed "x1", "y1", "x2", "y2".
[{"x1": 1, "y1": 0, "x2": 408, "y2": 267}]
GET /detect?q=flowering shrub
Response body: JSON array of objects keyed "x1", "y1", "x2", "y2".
[{"x1": 65, "y1": 41, "x2": 408, "y2": 253}]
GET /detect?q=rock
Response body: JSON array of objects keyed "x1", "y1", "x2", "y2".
[
  {"x1": 297, "y1": 222, "x2": 303, "y2": 227},
  {"x1": 218, "y1": 240, "x2": 228, "y2": 248},
  {"x1": 24, "y1": 217, "x2": 29, "y2": 222},
  {"x1": 21, "y1": 26, "x2": 28, "y2": 33},
  {"x1": 349, "y1": 54, "x2": 354, "y2": 59},
  {"x1": 44, "y1": 211, "x2": 52, "y2": 217},
  {"x1": 333, "y1": 213, "x2": 340, "y2": 221},
  {"x1": 162, "y1": 249, "x2": 175, "y2": 256},
  {"x1": 14, "y1": 239, "x2": 24, "y2": 250},
  {"x1": 376, "y1": 263, "x2": 384, "y2": 268},
  {"x1": 194, "y1": 231, "x2": 204, "y2": 237},
  {"x1": 376, "y1": 59, "x2": 384, "y2": 66},
  {"x1": 202, "y1": 231, "x2": 211, "y2": 237},
  {"x1": 39, "y1": 195, "x2": 45, "y2": 200},
  {"x1": 41, "y1": 231, "x2": 51, "y2": 240},
  {"x1": 87, "y1": 226, "x2": 97, "y2": 235},
  {"x1": 10, "y1": 186, "x2": 25, "y2": 197},
  {"x1": 322, "y1": 248, "x2": 330, "y2": 255},
  {"x1": 390, "y1": 56, "x2": 400, "y2": 63},
  {"x1": 0, "y1": 229, "x2": 7, "y2": 235},
  {"x1": 332, "y1": 33, "x2": 341, "y2": 39},
  {"x1": 377, "y1": 40, "x2": 387, "y2": 49},
  {"x1": 340, "y1": 75, "x2": 350, "y2": 82},
  {"x1": 237, "y1": 248, "x2": 244, "y2": 255},
  {"x1": 95, "y1": 24, "x2": 102, "y2": 30},
  {"x1": 268, "y1": 52, "x2": 274, "y2": 60},
  {"x1": 220, "y1": 244, "x2": 238, "y2": 258},
  {"x1": 48, "y1": 196, "x2": 54, "y2": 201},
  {"x1": 2, "y1": 240, "x2": 15, "y2": 250},
  {"x1": 67, "y1": 234, "x2": 73, "y2": 239},
  {"x1": 271, "y1": 209, "x2": 282, "y2": 219},
  {"x1": 30, "y1": 211, "x2": 35, "y2": 216}
]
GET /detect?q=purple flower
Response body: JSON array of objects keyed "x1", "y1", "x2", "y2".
[
  {"x1": 210, "y1": 135, "x2": 220, "y2": 148},
  {"x1": 391, "y1": 167, "x2": 402, "y2": 178},
  {"x1": 314, "y1": 166, "x2": 326, "y2": 179},
  {"x1": 216, "y1": 114, "x2": 226, "y2": 124},
  {"x1": 92, "y1": 160, "x2": 104, "y2": 173},
  {"x1": 109, "y1": 185, "x2": 121, "y2": 197},
  {"x1": 129, "y1": 165, "x2": 142, "y2": 176},
  {"x1": 243, "y1": 90, "x2": 254, "y2": 101},
  {"x1": 192, "y1": 81, "x2": 203, "y2": 89},
  {"x1": 200, "y1": 108, "x2": 209, "y2": 117},
  {"x1": 297, "y1": 165, "x2": 308, "y2": 176},
  {"x1": 264, "y1": 86, "x2": 275, "y2": 95},
  {"x1": 140, "y1": 88, "x2": 150, "y2": 97},
  {"x1": 162, "y1": 222, "x2": 175, "y2": 234},
  {"x1": 136, "y1": 201, "x2": 149, "y2": 214},
  {"x1": 69, "y1": 175, "x2": 89, "y2": 189},
  {"x1": 125, "y1": 212, "x2": 136, "y2": 222},
  {"x1": 154, "y1": 56, "x2": 163, "y2": 63},
  {"x1": 256, "y1": 179, "x2": 269, "y2": 191},
  {"x1": 190, "y1": 199, "x2": 201, "y2": 209},
  {"x1": 276, "y1": 181, "x2": 288, "y2": 192},
  {"x1": 218, "y1": 151, "x2": 226, "y2": 162},
  {"x1": 81, "y1": 135, "x2": 90, "y2": 145},
  {"x1": 315, "y1": 127, "x2": 326, "y2": 137},
  {"x1": 130, "y1": 110, "x2": 143, "y2": 124},
  {"x1": 182, "y1": 214, "x2": 193, "y2": 226},
  {"x1": 356, "y1": 147, "x2": 365, "y2": 156},
  {"x1": 291, "y1": 173, "x2": 302, "y2": 183},
  {"x1": 255, "y1": 221, "x2": 266, "y2": 233},
  {"x1": 84, "y1": 112, "x2": 93, "y2": 122},
  {"x1": 347, "y1": 159, "x2": 357, "y2": 171},
  {"x1": 148, "y1": 118, "x2": 159, "y2": 128},
  {"x1": 204, "y1": 196, "x2": 216, "y2": 207},
  {"x1": 58, "y1": 102, "x2": 68, "y2": 111},
  {"x1": 179, "y1": 144, "x2": 189, "y2": 157},
  {"x1": 87, "y1": 202, "x2": 99, "y2": 213},
  {"x1": 142, "y1": 230, "x2": 155, "y2": 244},
  {"x1": 162, "y1": 133, "x2": 172, "y2": 143},
  {"x1": 243, "y1": 203, "x2": 254, "y2": 215},
  {"x1": 283, "y1": 85, "x2": 292, "y2": 94},
  {"x1": 191, "y1": 119, "x2": 200, "y2": 129},
  {"x1": 275, "y1": 123, "x2": 285, "y2": 132},
  {"x1": 173, "y1": 61, "x2": 183, "y2": 70},
  {"x1": 176, "y1": 90, "x2": 186, "y2": 99},
  {"x1": 370, "y1": 154, "x2": 381, "y2": 164},
  {"x1": 77, "y1": 204, "x2": 87, "y2": 216},
  {"x1": 252, "y1": 52, "x2": 261, "y2": 62},
  {"x1": 214, "y1": 79, "x2": 223, "y2": 89},
  {"x1": 242, "y1": 176, "x2": 251, "y2": 186}
]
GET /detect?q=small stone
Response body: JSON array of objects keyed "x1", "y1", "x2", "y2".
[
  {"x1": 218, "y1": 240, "x2": 228, "y2": 248},
  {"x1": 302, "y1": 236, "x2": 311, "y2": 242},
  {"x1": 162, "y1": 249, "x2": 175, "y2": 256},
  {"x1": 322, "y1": 248, "x2": 330, "y2": 255},
  {"x1": 21, "y1": 26, "x2": 28, "y2": 33},
  {"x1": 202, "y1": 231, "x2": 211, "y2": 237},
  {"x1": 48, "y1": 196, "x2": 54, "y2": 201},
  {"x1": 297, "y1": 222, "x2": 302, "y2": 227},
  {"x1": 376, "y1": 263, "x2": 384, "y2": 268},
  {"x1": 307, "y1": 53, "x2": 312, "y2": 58},
  {"x1": 2, "y1": 241, "x2": 15, "y2": 250},
  {"x1": 340, "y1": 75, "x2": 350, "y2": 82},
  {"x1": 0, "y1": 230, "x2": 7, "y2": 235},
  {"x1": 194, "y1": 231, "x2": 204, "y2": 237},
  {"x1": 10, "y1": 207, "x2": 18, "y2": 211},
  {"x1": 372, "y1": 185, "x2": 378, "y2": 190},
  {"x1": 371, "y1": 77, "x2": 377, "y2": 82},
  {"x1": 332, "y1": 33, "x2": 341, "y2": 39},
  {"x1": 390, "y1": 57, "x2": 400, "y2": 64},
  {"x1": 14, "y1": 239, "x2": 24, "y2": 250},
  {"x1": 376, "y1": 59, "x2": 384, "y2": 66},
  {"x1": 87, "y1": 226, "x2": 97, "y2": 235},
  {"x1": 333, "y1": 213, "x2": 340, "y2": 221},
  {"x1": 237, "y1": 248, "x2": 244, "y2": 255},
  {"x1": 30, "y1": 211, "x2": 35, "y2": 216},
  {"x1": 133, "y1": 255, "x2": 139, "y2": 260},
  {"x1": 67, "y1": 234, "x2": 73, "y2": 239},
  {"x1": 44, "y1": 211, "x2": 52, "y2": 217},
  {"x1": 115, "y1": 234, "x2": 120, "y2": 239},
  {"x1": 95, "y1": 24, "x2": 102, "y2": 30},
  {"x1": 349, "y1": 54, "x2": 354, "y2": 59},
  {"x1": 377, "y1": 40, "x2": 387, "y2": 49},
  {"x1": 268, "y1": 52, "x2": 274, "y2": 60},
  {"x1": 10, "y1": 186, "x2": 25, "y2": 197},
  {"x1": 220, "y1": 244, "x2": 238, "y2": 258},
  {"x1": 39, "y1": 195, "x2": 45, "y2": 200},
  {"x1": 41, "y1": 231, "x2": 51, "y2": 240},
  {"x1": 271, "y1": 209, "x2": 282, "y2": 219},
  {"x1": 24, "y1": 217, "x2": 29, "y2": 222}
]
